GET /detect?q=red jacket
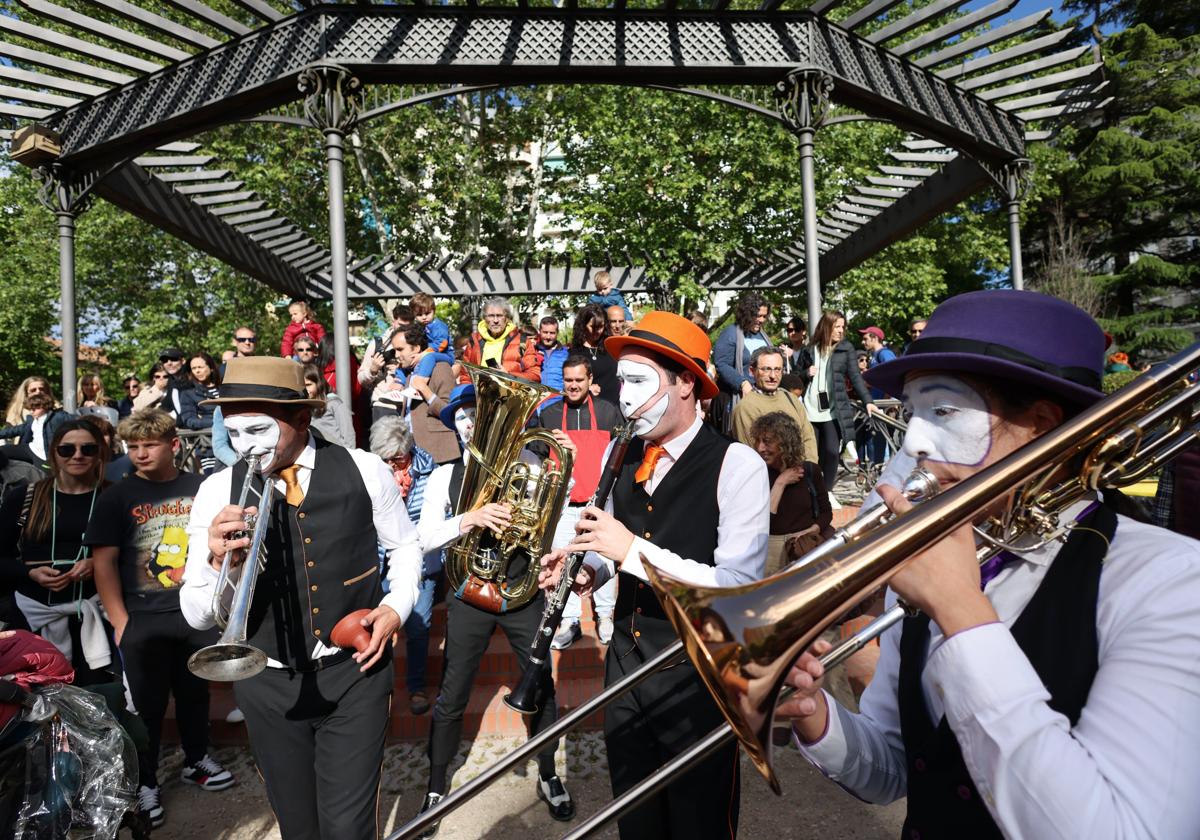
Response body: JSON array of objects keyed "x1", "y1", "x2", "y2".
[
  {"x1": 281, "y1": 320, "x2": 327, "y2": 357},
  {"x1": 459, "y1": 323, "x2": 542, "y2": 383}
]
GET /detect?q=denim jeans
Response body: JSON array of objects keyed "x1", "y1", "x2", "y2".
[
  {"x1": 553, "y1": 504, "x2": 616, "y2": 622},
  {"x1": 403, "y1": 573, "x2": 438, "y2": 693}
]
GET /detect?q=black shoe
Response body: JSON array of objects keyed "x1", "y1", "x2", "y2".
[
  {"x1": 538, "y1": 775, "x2": 576, "y2": 822},
  {"x1": 415, "y1": 791, "x2": 444, "y2": 839}
]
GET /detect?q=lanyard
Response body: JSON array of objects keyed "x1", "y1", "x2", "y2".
[{"x1": 49, "y1": 483, "x2": 98, "y2": 615}]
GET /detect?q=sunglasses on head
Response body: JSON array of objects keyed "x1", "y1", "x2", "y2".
[
  {"x1": 235, "y1": 335, "x2": 257, "y2": 343},
  {"x1": 56, "y1": 443, "x2": 99, "y2": 458}
]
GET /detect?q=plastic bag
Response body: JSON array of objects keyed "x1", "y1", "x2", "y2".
[{"x1": 0, "y1": 683, "x2": 137, "y2": 839}]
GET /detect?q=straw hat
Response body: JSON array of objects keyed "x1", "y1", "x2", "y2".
[{"x1": 200, "y1": 357, "x2": 325, "y2": 408}]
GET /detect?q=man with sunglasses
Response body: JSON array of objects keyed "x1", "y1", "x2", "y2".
[
  {"x1": 232, "y1": 327, "x2": 258, "y2": 358},
  {"x1": 158, "y1": 348, "x2": 188, "y2": 417},
  {"x1": 87, "y1": 408, "x2": 234, "y2": 828}
]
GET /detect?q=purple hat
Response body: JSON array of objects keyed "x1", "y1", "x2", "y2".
[{"x1": 865, "y1": 290, "x2": 1106, "y2": 407}]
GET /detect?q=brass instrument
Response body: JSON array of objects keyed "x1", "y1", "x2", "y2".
[
  {"x1": 187, "y1": 456, "x2": 272, "y2": 681},
  {"x1": 391, "y1": 344, "x2": 1199, "y2": 840},
  {"x1": 445, "y1": 363, "x2": 575, "y2": 613},
  {"x1": 646, "y1": 342, "x2": 1200, "y2": 794}
]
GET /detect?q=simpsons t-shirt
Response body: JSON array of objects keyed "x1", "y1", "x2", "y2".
[{"x1": 85, "y1": 472, "x2": 203, "y2": 613}]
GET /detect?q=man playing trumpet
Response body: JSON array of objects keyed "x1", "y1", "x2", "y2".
[{"x1": 181, "y1": 357, "x2": 423, "y2": 840}]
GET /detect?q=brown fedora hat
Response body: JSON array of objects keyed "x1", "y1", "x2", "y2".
[{"x1": 200, "y1": 357, "x2": 325, "y2": 408}]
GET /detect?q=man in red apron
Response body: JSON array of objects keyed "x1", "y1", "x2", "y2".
[{"x1": 531, "y1": 351, "x2": 622, "y2": 646}]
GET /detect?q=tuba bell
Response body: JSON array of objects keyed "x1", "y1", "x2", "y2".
[{"x1": 444, "y1": 363, "x2": 574, "y2": 613}]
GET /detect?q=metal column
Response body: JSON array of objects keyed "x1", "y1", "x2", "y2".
[
  {"x1": 1003, "y1": 160, "x2": 1031, "y2": 291},
  {"x1": 36, "y1": 166, "x2": 94, "y2": 414},
  {"x1": 57, "y1": 210, "x2": 78, "y2": 412},
  {"x1": 778, "y1": 70, "x2": 834, "y2": 332},
  {"x1": 301, "y1": 65, "x2": 362, "y2": 407}
]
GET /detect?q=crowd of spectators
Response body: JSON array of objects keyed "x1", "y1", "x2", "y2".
[{"x1": 0, "y1": 280, "x2": 924, "y2": 697}]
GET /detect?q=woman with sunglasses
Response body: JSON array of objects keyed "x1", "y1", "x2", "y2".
[
  {"x1": 132, "y1": 364, "x2": 174, "y2": 414},
  {"x1": 0, "y1": 420, "x2": 114, "y2": 683}
]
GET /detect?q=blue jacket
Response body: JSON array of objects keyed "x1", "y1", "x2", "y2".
[
  {"x1": 536, "y1": 345, "x2": 569, "y2": 393},
  {"x1": 713, "y1": 324, "x2": 770, "y2": 395},
  {"x1": 177, "y1": 383, "x2": 217, "y2": 430},
  {"x1": 0, "y1": 409, "x2": 73, "y2": 461},
  {"x1": 211, "y1": 408, "x2": 239, "y2": 468},
  {"x1": 587, "y1": 290, "x2": 633, "y2": 321}
]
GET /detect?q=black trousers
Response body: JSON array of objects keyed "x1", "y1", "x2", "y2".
[
  {"x1": 428, "y1": 595, "x2": 558, "y2": 778},
  {"x1": 811, "y1": 420, "x2": 842, "y2": 490},
  {"x1": 234, "y1": 653, "x2": 394, "y2": 840},
  {"x1": 119, "y1": 609, "x2": 215, "y2": 787},
  {"x1": 604, "y1": 635, "x2": 741, "y2": 840}
]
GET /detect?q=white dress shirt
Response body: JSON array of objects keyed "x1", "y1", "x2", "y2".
[
  {"x1": 181, "y1": 435, "x2": 423, "y2": 665},
  {"x1": 585, "y1": 415, "x2": 769, "y2": 589},
  {"x1": 798, "y1": 500, "x2": 1200, "y2": 839},
  {"x1": 415, "y1": 448, "x2": 543, "y2": 555}
]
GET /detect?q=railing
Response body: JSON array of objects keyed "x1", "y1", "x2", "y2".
[
  {"x1": 176, "y1": 429, "x2": 213, "y2": 474},
  {"x1": 843, "y1": 398, "x2": 906, "y2": 490}
]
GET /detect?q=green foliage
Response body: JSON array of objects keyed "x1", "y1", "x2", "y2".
[{"x1": 1102, "y1": 369, "x2": 1141, "y2": 393}]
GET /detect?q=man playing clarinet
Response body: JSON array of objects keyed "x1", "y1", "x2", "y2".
[{"x1": 541, "y1": 311, "x2": 769, "y2": 840}]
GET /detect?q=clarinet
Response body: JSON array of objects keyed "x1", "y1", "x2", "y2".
[{"x1": 504, "y1": 424, "x2": 636, "y2": 715}]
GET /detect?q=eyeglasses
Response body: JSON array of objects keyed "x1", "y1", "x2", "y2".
[
  {"x1": 159, "y1": 356, "x2": 181, "y2": 363},
  {"x1": 235, "y1": 335, "x2": 257, "y2": 343},
  {"x1": 153, "y1": 374, "x2": 169, "y2": 381},
  {"x1": 56, "y1": 443, "x2": 99, "y2": 458},
  {"x1": 295, "y1": 345, "x2": 315, "y2": 353},
  {"x1": 124, "y1": 382, "x2": 140, "y2": 390}
]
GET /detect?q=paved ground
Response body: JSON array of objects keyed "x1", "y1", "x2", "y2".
[{"x1": 147, "y1": 663, "x2": 903, "y2": 840}]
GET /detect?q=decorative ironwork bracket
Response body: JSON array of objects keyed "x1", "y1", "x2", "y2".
[
  {"x1": 776, "y1": 68, "x2": 834, "y2": 135},
  {"x1": 1001, "y1": 158, "x2": 1033, "y2": 203},
  {"x1": 298, "y1": 64, "x2": 362, "y2": 135},
  {"x1": 34, "y1": 163, "x2": 98, "y2": 217}
]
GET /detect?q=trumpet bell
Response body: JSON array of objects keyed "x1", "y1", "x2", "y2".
[{"x1": 187, "y1": 642, "x2": 269, "y2": 682}]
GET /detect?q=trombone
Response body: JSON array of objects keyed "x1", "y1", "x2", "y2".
[
  {"x1": 390, "y1": 342, "x2": 1200, "y2": 840},
  {"x1": 187, "y1": 455, "x2": 272, "y2": 682}
]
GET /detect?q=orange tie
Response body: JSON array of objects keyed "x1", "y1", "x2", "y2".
[
  {"x1": 279, "y1": 465, "x2": 305, "y2": 507},
  {"x1": 634, "y1": 445, "x2": 666, "y2": 484}
]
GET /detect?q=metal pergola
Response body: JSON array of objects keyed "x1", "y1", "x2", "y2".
[{"x1": 2, "y1": 0, "x2": 1108, "y2": 410}]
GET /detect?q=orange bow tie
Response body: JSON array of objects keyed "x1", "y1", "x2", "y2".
[{"x1": 634, "y1": 445, "x2": 666, "y2": 484}]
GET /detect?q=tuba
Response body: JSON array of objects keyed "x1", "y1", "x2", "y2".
[{"x1": 445, "y1": 363, "x2": 574, "y2": 613}]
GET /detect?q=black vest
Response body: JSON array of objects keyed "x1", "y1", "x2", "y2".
[
  {"x1": 898, "y1": 504, "x2": 1118, "y2": 839},
  {"x1": 229, "y1": 441, "x2": 383, "y2": 669},
  {"x1": 610, "y1": 424, "x2": 732, "y2": 654}
]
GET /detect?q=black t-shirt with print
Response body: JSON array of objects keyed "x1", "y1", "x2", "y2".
[{"x1": 84, "y1": 472, "x2": 203, "y2": 613}]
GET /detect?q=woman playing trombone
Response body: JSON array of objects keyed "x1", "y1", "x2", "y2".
[{"x1": 784, "y1": 290, "x2": 1200, "y2": 838}]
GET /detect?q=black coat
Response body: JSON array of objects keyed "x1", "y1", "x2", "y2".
[{"x1": 799, "y1": 339, "x2": 874, "y2": 441}]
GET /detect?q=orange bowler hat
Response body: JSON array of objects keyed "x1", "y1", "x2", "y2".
[{"x1": 604, "y1": 311, "x2": 719, "y2": 401}]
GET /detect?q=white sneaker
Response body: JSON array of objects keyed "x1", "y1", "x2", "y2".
[
  {"x1": 225, "y1": 707, "x2": 245, "y2": 724},
  {"x1": 597, "y1": 616, "x2": 614, "y2": 645},
  {"x1": 138, "y1": 784, "x2": 164, "y2": 828},
  {"x1": 551, "y1": 620, "x2": 581, "y2": 650},
  {"x1": 181, "y1": 754, "x2": 236, "y2": 791},
  {"x1": 828, "y1": 491, "x2": 842, "y2": 510}
]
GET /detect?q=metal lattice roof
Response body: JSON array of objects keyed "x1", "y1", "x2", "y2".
[{"x1": 2, "y1": 0, "x2": 1109, "y2": 300}]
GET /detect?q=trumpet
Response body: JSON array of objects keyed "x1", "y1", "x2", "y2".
[{"x1": 187, "y1": 455, "x2": 272, "y2": 682}]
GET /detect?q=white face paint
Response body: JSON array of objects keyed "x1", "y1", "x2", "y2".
[
  {"x1": 900, "y1": 374, "x2": 993, "y2": 467},
  {"x1": 454, "y1": 406, "x2": 476, "y2": 446},
  {"x1": 223, "y1": 413, "x2": 282, "y2": 473},
  {"x1": 616, "y1": 359, "x2": 669, "y2": 437}
]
